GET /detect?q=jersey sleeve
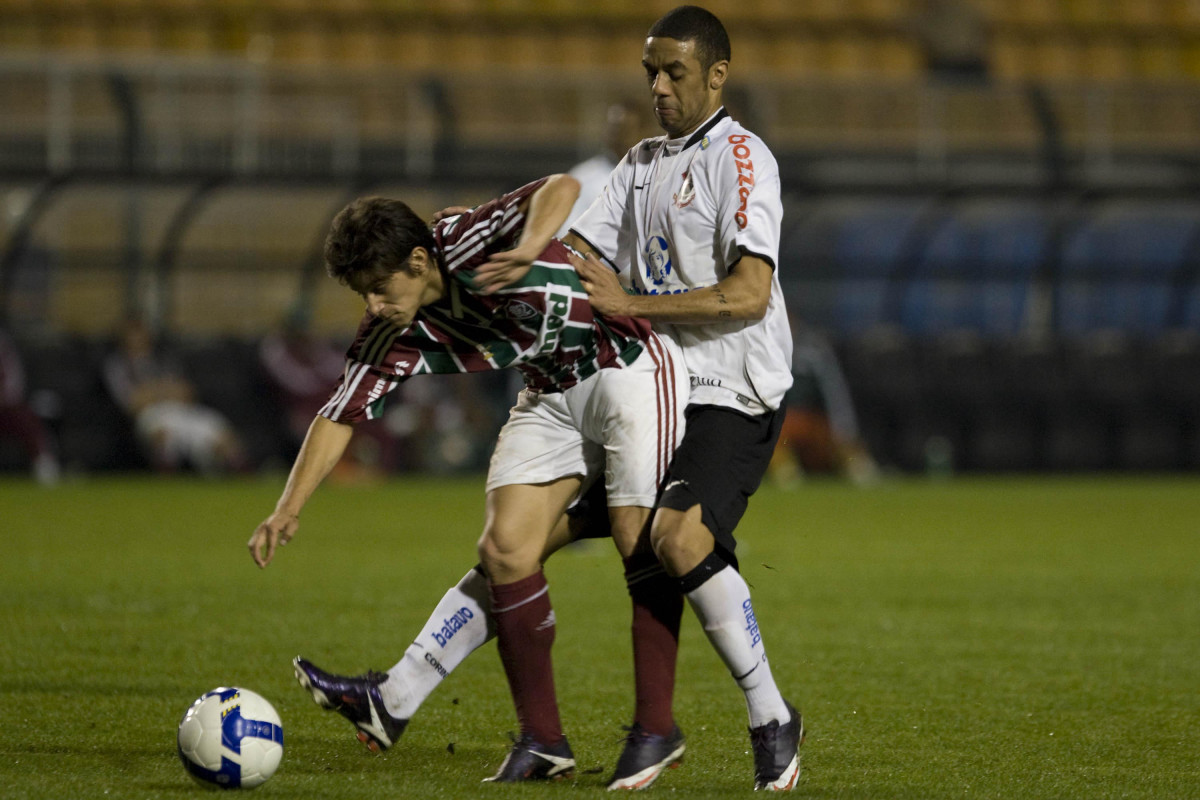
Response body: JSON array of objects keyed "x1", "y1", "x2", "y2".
[
  {"x1": 568, "y1": 147, "x2": 636, "y2": 274},
  {"x1": 437, "y1": 177, "x2": 549, "y2": 277},
  {"x1": 711, "y1": 133, "x2": 783, "y2": 271},
  {"x1": 317, "y1": 313, "x2": 428, "y2": 424}
]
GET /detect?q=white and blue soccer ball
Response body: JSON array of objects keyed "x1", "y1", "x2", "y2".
[{"x1": 177, "y1": 687, "x2": 284, "y2": 789}]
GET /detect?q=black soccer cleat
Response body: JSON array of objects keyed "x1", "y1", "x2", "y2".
[
  {"x1": 292, "y1": 655, "x2": 408, "y2": 752},
  {"x1": 483, "y1": 734, "x2": 576, "y2": 783},
  {"x1": 606, "y1": 723, "x2": 686, "y2": 790},
  {"x1": 750, "y1": 701, "x2": 804, "y2": 791}
]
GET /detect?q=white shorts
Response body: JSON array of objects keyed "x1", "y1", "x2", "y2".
[{"x1": 486, "y1": 333, "x2": 687, "y2": 508}]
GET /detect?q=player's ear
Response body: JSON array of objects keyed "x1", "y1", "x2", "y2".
[
  {"x1": 407, "y1": 247, "x2": 431, "y2": 274},
  {"x1": 708, "y1": 60, "x2": 728, "y2": 91}
]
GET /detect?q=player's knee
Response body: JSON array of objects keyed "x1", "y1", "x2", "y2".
[
  {"x1": 650, "y1": 506, "x2": 712, "y2": 577},
  {"x1": 477, "y1": 524, "x2": 538, "y2": 581},
  {"x1": 608, "y1": 506, "x2": 651, "y2": 559}
]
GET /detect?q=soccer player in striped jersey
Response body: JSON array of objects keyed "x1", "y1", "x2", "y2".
[{"x1": 247, "y1": 174, "x2": 687, "y2": 783}]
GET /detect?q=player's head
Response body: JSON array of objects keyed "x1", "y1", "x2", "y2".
[
  {"x1": 643, "y1": 5, "x2": 730, "y2": 138},
  {"x1": 325, "y1": 197, "x2": 444, "y2": 327},
  {"x1": 602, "y1": 100, "x2": 643, "y2": 159}
]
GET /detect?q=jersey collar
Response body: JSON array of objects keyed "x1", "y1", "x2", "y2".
[{"x1": 681, "y1": 107, "x2": 730, "y2": 151}]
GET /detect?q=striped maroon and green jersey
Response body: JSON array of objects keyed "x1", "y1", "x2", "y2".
[{"x1": 320, "y1": 177, "x2": 653, "y2": 424}]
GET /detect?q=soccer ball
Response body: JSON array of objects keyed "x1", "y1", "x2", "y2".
[{"x1": 177, "y1": 687, "x2": 283, "y2": 789}]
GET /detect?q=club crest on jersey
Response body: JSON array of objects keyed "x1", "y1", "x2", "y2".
[
  {"x1": 504, "y1": 299, "x2": 540, "y2": 321},
  {"x1": 644, "y1": 236, "x2": 672, "y2": 287},
  {"x1": 673, "y1": 171, "x2": 696, "y2": 209}
]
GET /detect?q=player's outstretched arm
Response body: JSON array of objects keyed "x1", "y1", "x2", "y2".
[
  {"x1": 475, "y1": 174, "x2": 580, "y2": 293},
  {"x1": 248, "y1": 416, "x2": 354, "y2": 568},
  {"x1": 573, "y1": 250, "x2": 773, "y2": 324}
]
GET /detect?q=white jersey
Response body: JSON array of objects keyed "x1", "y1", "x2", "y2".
[
  {"x1": 570, "y1": 108, "x2": 793, "y2": 414},
  {"x1": 556, "y1": 152, "x2": 618, "y2": 238}
]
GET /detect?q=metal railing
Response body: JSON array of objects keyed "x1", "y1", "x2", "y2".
[{"x1": 4, "y1": 55, "x2": 1200, "y2": 185}]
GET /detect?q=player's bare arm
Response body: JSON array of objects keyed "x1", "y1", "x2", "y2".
[
  {"x1": 572, "y1": 250, "x2": 773, "y2": 323},
  {"x1": 249, "y1": 415, "x2": 354, "y2": 568},
  {"x1": 474, "y1": 174, "x2": 580, "y2": 294}
]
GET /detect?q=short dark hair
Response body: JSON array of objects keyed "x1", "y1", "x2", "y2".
[
  {"x1": 647, "y1": 5, "x2": 731, "y2": 71},
  {"x1": 324, "y1": 197, "x2": 435, "y2": 288}
]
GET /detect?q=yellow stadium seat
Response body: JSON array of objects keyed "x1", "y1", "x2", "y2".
[
  {"x1": 1135, "y1": 40, "x2": 1183, "y2": 79},
  {"x1": 0, "y1": 9, "x2": 43, "y2": 52},
  {"x1": 877, "y1": 34, "x2": 922, "y2": 77},
  {"x1": 754, "y1": 0, "x2": 808, "y2": 23},
  {"x1": 857, "y1": 0, "x2": 913, "y2": 23},
  {"x1": 267, "y1": 21, "x2": 331, "y2": 65},
  {"x1": 826, "y1": 34, "x2": 876, "y2": 78},
  {"x1": 45, "y1": 12, "x2": 104, "y2": 53},
  {"x1": 1082, "y1": 37, "x2": 1135, "y2": 79},
  {"x1": 104, "y1": 15, "x2": 163, "y2": 54},
  {"x1": 329, "y1": 25, "x2": 388, "y2": 66},
  {"x1": 1060, "y1": 0, "x2": 1108, "y2": 25},
  {"x1": 1184, "y1": 40, "x2": 1200, "y2": 77},
  {"x1": 381, "y1": 26, "x2": 443, "y2": 69},
  {"x1": 1167, "y1": 0, "x2": 1200, "y2": 24},
  {"x1": 1035, "y1": 36, "x2": 1085, "y2": 79},
  {"x1": 987, "y1": 36, "x2": 1030, "y2": 80},
  {"x1": 1116, "y1": 0, "x2": 1167, "y2": 24},
  {"x1": 160, "y1": 14, "x2": 219, "y2": 55}
]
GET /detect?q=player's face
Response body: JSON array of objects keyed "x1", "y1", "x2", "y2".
[
  {"x1": 642, "y1": 37, "x2": 726, "y2": 138},
  {"x1": 354, "y1": 248, "x2": 444, "y2": 329}
]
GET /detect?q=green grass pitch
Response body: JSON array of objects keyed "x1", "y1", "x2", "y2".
[{"x1": 2, "y1": 474, "x2": 1198, "y2": 798}]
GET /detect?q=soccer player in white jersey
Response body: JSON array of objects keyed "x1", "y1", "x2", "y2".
[
  {"x1": 566, "y1": 5, "x2": 804, "y2": 791},
  {"x1": 246, "y1": 174, "x2": 687, "y2": 784}
]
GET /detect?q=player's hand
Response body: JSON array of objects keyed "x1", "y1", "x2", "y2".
[
  {"x1": 248, "y1": 512, "x2": 299, "y2": 569},
  {"x1": 474, "y1": 244, "x2": 539, "y2": 294},
  {"x1": 570, "y1": 251, "x2": 630, "y2": 317},
  {"x1": 432, "y1": 205, "x2": 471, "y2": 222}
]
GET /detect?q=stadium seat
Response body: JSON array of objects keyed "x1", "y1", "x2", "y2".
[
  {"x1": 786, "y1": 197, "x2": 936, "y2": 335},
  {"x1": 900, "y1": 199, "x2": 1051, "y2": 337},
  {"x1": 1056, "y1": 201, "x2": 1200, "y2": 336}
]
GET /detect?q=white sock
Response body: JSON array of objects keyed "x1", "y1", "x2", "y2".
[
  {"x1": 381, "y1": 567, "x2": 495, "y2": 719},
  {"x1": 684, "y1": 564, "x2": 791, "y2": 728}
]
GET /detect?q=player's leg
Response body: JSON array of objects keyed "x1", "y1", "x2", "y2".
[
  {"x1": 650, "y1": 405, "x2": 804, "y2": 791},
  {"x1": 294, "y1": 501, "x2": 599, "y2": 753},
  {"x1": 294, "y1": 388, "x2": 598, "y2": 759},
  {"x1": 375, "y1": 506, "x2": 592, "y2": 723},
  {"x1": 475, "y1": 385, "x2": 606, "y2": 782},
  {"x1": 478, "y1": 477, "x2": 582, "y2": 783},
  {"x1": 581, "y1": 333, "x2": 689, "y2": 790}
]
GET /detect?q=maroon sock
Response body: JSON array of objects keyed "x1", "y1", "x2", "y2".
[
  {"x1": 490, "y1": 570, "x2": 563, "y2": 746},
  {"x1": 624, "y1": 553, "x2": 683, "y2": 737}
]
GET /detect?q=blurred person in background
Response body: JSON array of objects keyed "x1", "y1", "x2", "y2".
[
  {"x1": 259, "y1": 306, "x2": 389, "y2": 481},
  {"x1": 103, "y1": 318, "x2": 246, "y2": 474},
  {"x1": 0, "y1": 327, "x2": 60, "y2": 484},
  {"x1": 258, "y1": 306, "x2": 346, "y2": 453},
  {"x1": 556, "y1": 100, "x2": 644, "y2": 238},
  {"x1": 769, "y1": 318, "x2": 879, "y2": 487}
]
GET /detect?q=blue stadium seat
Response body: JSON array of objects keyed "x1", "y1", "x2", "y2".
[
  {"x1": 781, "y1": 197, "x2": 935, "y2": 335},
  {"x1": 901, "y1": 200, "x2": 1052, "y2": 337},
  {"x1": 1057, "y1": 201, "x2": 1200, "y2": 335}
]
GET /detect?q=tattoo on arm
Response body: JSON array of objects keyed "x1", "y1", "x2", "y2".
[{"x1": 711, "y1": 286, "x2": 732, "y2": 317}]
